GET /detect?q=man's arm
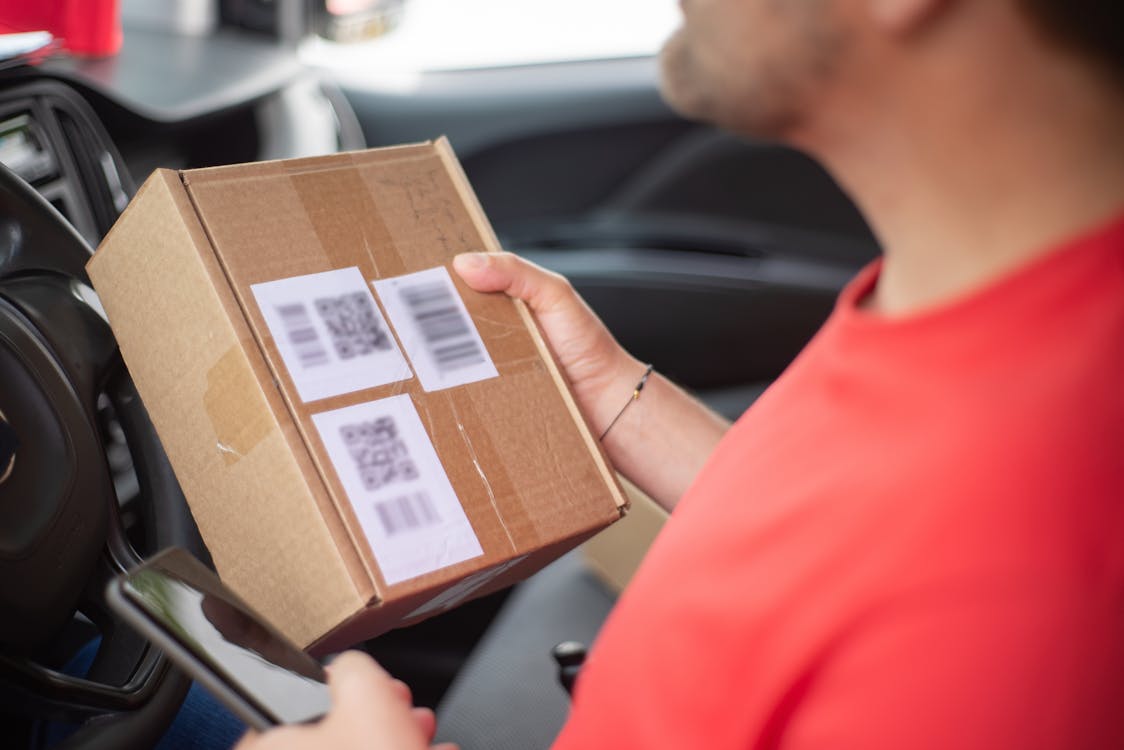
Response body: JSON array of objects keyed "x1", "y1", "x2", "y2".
[{"x1": 453, "y1": 252, "x2": 730, "y2": 511}]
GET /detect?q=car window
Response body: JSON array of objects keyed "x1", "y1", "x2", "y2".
[{"x1": 303, "y1": 0, "x2": 681, "y2": 73}]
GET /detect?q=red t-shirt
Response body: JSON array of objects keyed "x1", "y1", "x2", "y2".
[{"x1": 554, "y1": 215, "x2": 1124, "y2": 749}]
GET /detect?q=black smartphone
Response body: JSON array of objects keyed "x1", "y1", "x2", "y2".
[{"x1": 106, "y1": 547, "x2": 332, "y2": 731}]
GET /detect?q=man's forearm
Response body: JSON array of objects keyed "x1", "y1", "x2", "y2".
[{"x1": 598, "y1": 365, "x2": 730, "y2": 512}]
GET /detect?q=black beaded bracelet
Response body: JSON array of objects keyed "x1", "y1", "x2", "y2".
[{"x1": 599, "y1": 363, "x2": 655, "y2": 441}]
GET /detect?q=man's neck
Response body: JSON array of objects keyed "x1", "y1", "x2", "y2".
[{"x1": 803, "y1": 23, "x2": 1124, "y2": 317}]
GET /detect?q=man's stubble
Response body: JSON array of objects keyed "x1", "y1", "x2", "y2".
[{"x1": 658, "y1": 0, "x2": 850, "y2": 141}]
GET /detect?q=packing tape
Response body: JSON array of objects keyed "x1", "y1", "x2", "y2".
[
  {"x1": 443, "y1": 388, "x2": 529, "y2": 553},
  {"x1": 263, "y1": 153, "x2": 574, "y2": 574},
  {"x1": 204, "y1": 345, "x2": 275, "y2": 465},
  {"x1": 286, "y1": 159, "x2": 407, "y2": 278}
]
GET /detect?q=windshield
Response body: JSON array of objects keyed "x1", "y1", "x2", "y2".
[{"x1": 303, "y1": 0, "x2": 681, "y2": 72}]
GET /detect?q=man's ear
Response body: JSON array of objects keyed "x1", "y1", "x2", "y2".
[{"x1": 867, "y1": 0, "x2": 950, "y2": 33}]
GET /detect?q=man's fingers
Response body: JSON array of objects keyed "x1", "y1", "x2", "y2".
[
  {"x1": 411, "y1": 706, "x2": 437, "y2": 741},
  {"x1": 231, "y1": 724, "x2": 320, "y2": 750},
  {"x1": 453, "y1": 252, "x2": 573, "y2": 313},
  {"x1": 232, "y1": 729, "x2": 261, "y2": 750},
  {"x1": 391, "y1": 679, "x2": 413, "y2": 704},
  {"x1": 323, "y1": 651, "x2": 394, "y2": 713},
  {"x1": 451, "y1": 252, "x2": 510, "y2": 293},
  {"x1": 322, "y1": 651, "x2": 435, "y2": 748}
]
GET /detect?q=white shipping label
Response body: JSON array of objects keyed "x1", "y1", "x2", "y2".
[
  {"x1": 311, "y1": 393, "x2": 483, "y2": 585},
  {"x1": 372, "y1": 266, "x2": 499, "y2": 392},
  {"x1": 251, "y1": 267, "x2": 412, "y2": 403}
]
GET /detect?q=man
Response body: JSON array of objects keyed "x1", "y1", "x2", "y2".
[{"x1": 239, "y1": 0, "x2": 1124, "y2": 747}]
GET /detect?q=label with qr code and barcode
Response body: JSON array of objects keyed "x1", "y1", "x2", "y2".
[
  {"x1": 311, "y1": 393, "x2": 483, "y2": 585},
  {"x1": 251, "y1": 267, "x2": 412, "y2": 403},
  {"x1": 371, "y1": 266, "x2": 499, "y2": 392}
]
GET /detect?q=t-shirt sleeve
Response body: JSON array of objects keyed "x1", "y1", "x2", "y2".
[{"x1": 779, "y1": 582, "x2": 1124, "y2": 749}]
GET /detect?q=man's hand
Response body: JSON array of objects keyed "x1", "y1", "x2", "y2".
[
  {"x1": 454, "y1": 251, "x2": 729, "y2": 511},
  {"x1": 453, "y1": 251, "x2": 646, "y2": 437},
  {"x1": 233, "y1": 651, "x2": 457, "y2": 750}
]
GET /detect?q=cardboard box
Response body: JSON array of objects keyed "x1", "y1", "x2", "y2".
[
  {"x1": 87, "y1": 139, "x2": 627, "y2": 653},
  {"x1": 582, "y1": 478, "x2": 667, "y2": 593}
]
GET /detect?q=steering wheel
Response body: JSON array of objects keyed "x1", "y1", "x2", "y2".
[{"x1": 0, "y1": 162, "x2": 211, "y2": 749}]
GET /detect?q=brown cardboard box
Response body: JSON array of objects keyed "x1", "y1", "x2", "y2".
[
  {"x1": 582, "y1": 478, "x2": 667, "y2": 593},
  {"x1": 87, "y1": 139, "x2": 627, "y2": 653}
]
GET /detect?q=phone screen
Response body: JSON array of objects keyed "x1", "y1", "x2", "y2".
[{"x1": 116, "y1": 548, "x2": 331, "y2": 726}]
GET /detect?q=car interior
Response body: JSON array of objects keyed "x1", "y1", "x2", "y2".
[{"x1": 0, "y1": 1, "x2": 879, "y2": 747}]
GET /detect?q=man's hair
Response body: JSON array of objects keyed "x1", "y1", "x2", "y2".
[{"x1": 1019, "y1": 1, "x2": 1124, "y2": 84}]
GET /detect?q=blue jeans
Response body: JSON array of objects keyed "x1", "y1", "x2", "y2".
[{"x1": 38, "y1": 638, "x2": 247, "y2": 749}]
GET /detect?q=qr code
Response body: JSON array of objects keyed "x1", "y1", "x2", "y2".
[
  {"x1": 340, "y1": 416, "x2": 419, "y2": 491},
  {"x1": 398, "y1": 281, "x2": 486, "y2": 374},
  {"x1": 375, "y1": 492, "x2": 442, "y2": 537},
  {"x1": 314, "y1": 292, "x2": 393, "y2": 361}
]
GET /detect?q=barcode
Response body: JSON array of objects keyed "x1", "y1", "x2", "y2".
[
  {"x1": 314, "y1": 292, "x2": 392, "y2": 360},
  {"x1": 340, "y1": 416, "x2": 419, "y2": 491},
  {"x1": 277, "y1": 303, "x2": 330, "y2": 368},
  {"x1": 374, "y1": 491, "x2": 442, "y2": 537},
  {"x1": 399, "y1": 281, "x2": 486, "y2": 373},
  {"x1": 312, "y1": 392, "x2": 484, "y2": 583}
]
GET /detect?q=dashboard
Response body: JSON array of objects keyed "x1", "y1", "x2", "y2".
[
  {"x1": 0, "y1": 80, "x2": 130, "y2": 247},
  {"x1": 0, "y1": 25, "x2": 363, "y2": 251},
  {"x1": 0, "y1": 23, "x2": 365, "y2": 518}
]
